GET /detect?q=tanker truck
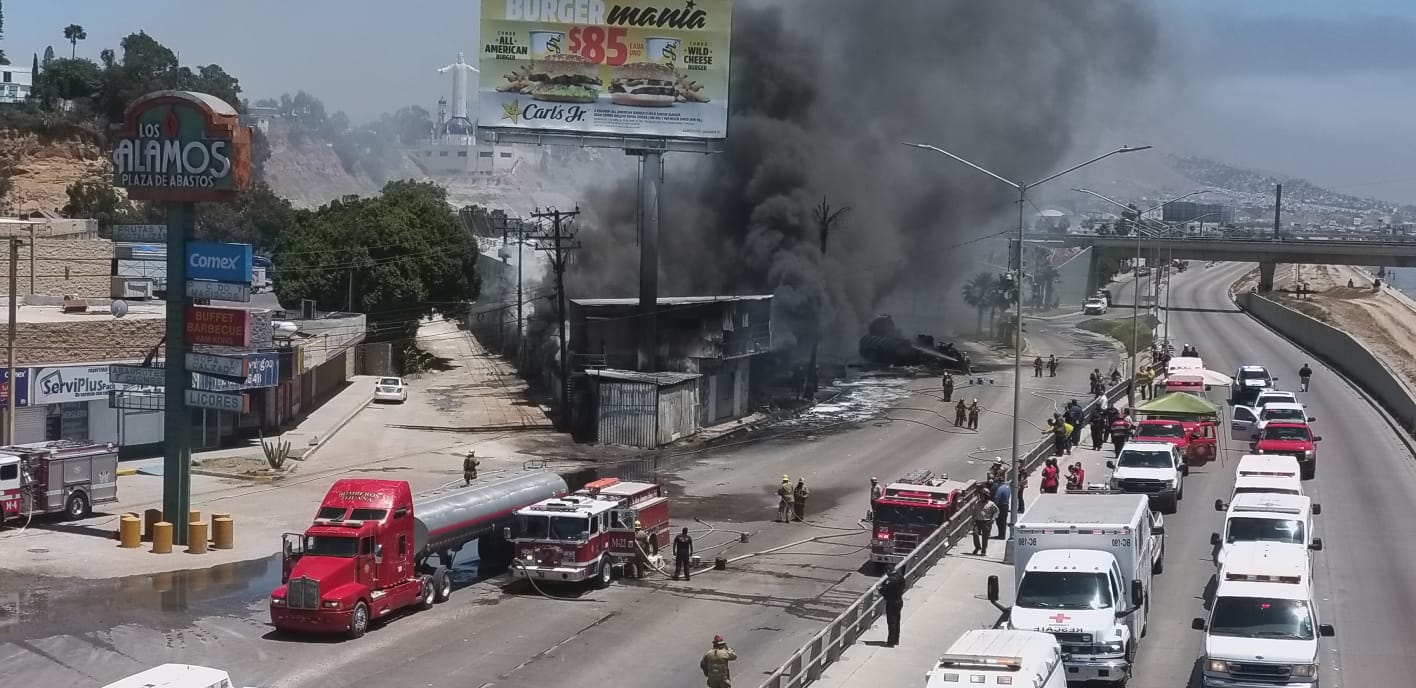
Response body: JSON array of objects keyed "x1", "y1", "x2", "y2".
[{"x1": 271, "y1": 472, "x2": 568, "y2": 638}]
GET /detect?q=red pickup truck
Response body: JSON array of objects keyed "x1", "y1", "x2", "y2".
[
  {"x1": 1252, "y1": 421, "x2": 1321, "y2": 480},
  {"x1": 1133, "y1": 419, "x2": 1218, "y2": 464}
]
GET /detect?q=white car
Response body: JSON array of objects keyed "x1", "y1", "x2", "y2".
[
  {"x1": 1107, "y1": 441, "x2": 1187, "y2": 514},
  {"x1": 1231, "y1": 392, "x2": 1304, "y2": 440},
  {"x1": 1083, "y1": 298, "x2": 1108, "y2": 315},
  {"x1": 374, "y1": 377, "x2": 408, "y2": 403}
]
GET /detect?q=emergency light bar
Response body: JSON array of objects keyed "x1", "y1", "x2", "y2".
[
  {"x1": 1233, "y1": 504, "x2": 1302, "y2": 514},
  {"x1": 1017, "y1": 526, "x2": 1132, "y2": 535},
  {"x1": 1224, "y1": 572, "x2": 1302, "y2": 584},
  {"x1": 1237, "y1": 471, "x2": 1297, "y2": 478},
  {"x1": 937, "y1": 652, "x2": 1023, "y2": 669}
]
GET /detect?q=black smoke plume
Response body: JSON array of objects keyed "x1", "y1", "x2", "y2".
[{"x1": 568, "y1": 0, "x2": 1158, "y2": 358}]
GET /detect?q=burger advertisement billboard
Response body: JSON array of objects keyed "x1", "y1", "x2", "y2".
[{"x1": 480, "y1": 0, "x2": 732, "y2": 140}]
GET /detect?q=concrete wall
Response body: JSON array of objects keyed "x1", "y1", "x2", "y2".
[
  {"x1": 10, "y1": 318, "x2": 164, "y2": 366},
  {"x1": 1237, "y1": 292, "x2": 1416, "y2": 434},
  {"x1": 0, "y1": 238, "x2": 113, "y2": 297},
  {"x1": 1054, "y1": 247, "x2": 1093, "y2": 305}
]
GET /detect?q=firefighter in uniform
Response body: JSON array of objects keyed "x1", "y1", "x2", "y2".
[
  {"x1": 462, "y1": 451, "x2": 479, "y2": 485},
  {"x1": 954, "y1": 399, "x2": 967, "y2": 427},
  {"x1": 867, "y1": 477, "x2": 883, "y2": 520},
  {"x1": 967, "y1": 400, "x2": 981, "y2": 430},
  {"x1": 792, "y1": 478, "x2": 810, "y2": 522},
  {"x1": 776, "y1": 476, "x2": 794, "y2": 522},
  {"x1": 633, "y1": 521, "x2": 653, "y2": 579},
  {"x1": 700, "y1": 635, "x2": 738, "y2": 688},
  {"x1": 941, "y1": 373, "x2": 955, "y2": 402},
  {"x1": 673, "y1": 527, "x2": 694, "y2": 581}
]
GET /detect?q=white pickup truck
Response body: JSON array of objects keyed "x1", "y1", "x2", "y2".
[
  {"x1": 987, "y1": 493, "x2": 1163, "y2": 685},
  {"x1": 101, "y1": 664, "x2": 256, "y2": 688}
]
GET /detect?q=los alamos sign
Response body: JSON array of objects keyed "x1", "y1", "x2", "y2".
[{"x1": 111, "y1": 91, "x2": 251, "y2": 202}]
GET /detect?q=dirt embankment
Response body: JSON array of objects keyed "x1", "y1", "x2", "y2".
[
  {"x1": 0, "y1": 130, "x2": 109, "y2": 213},
  {"x1": 1247, "y1": 263, "x2": 1416, "y2": 392}
]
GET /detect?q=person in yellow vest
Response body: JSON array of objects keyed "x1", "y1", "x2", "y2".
[
  {"x1": 633, "y1": 520, "x2": 652, "y2": 579},
  {"x1": 700, "y1": 634, "x2": 738, "y2": 688},
  {"x1": 776, "y1": 476, "x2": 794, "y2": 522}
]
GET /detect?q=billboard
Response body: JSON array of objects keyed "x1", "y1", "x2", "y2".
[
  {"x1": 185, "y1": 306, "x2": 252, "y2": 347},
  {"x1": 478, "y1": 0, "x2": 733, "y2": 140},
  {"x1": 186, "y1": 241, "x2": 253, "y2": 283},
  {"x1": 33, "y1": 365, "x2": 112, "y2": 405}
]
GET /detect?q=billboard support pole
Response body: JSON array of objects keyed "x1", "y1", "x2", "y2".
[
  {"x1": 636, "y1": 150, "x2": 662, "y2": 372},
  {"x1": 162, "y1": 201, "x2": 194, "y2": 546},
  {"x1": 6, "y1": 237, "x2": 18, "y2": 444}
]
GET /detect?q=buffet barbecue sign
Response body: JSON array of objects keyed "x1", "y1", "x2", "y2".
[{"x1": 479, "y1": 0, "x2": 732, "y2": 140}]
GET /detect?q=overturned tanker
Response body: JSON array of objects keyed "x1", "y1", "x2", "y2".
[{"x1": 858, "y1": 314, "x2": 963, "y2": 370}]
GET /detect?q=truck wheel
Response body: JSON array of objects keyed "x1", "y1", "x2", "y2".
[
  {"x1": 417, "y1": 576, "x2": 435, "y2": 610},
  {"x1": 433, "y1": 567, "x2": 452, "y2": 603},
  {"x1": 65, "y1": 492, "x2": 90, "y2": 520},
  {"x1": 592, "y1": 558, "x2": 612, "y2": 589},
  {"x1": 348, "y1": 601, "x2": 370, "y2": 639},
  {"x1": 1153, "y1": 554, "x2": 1164, "y2": 575},
  {"x1": 1302, "y1": 464, "x2": 1316, "y2": 480},
  {"x1": 1161, "y1": 495, "x2": 1178, "y2": 515}
]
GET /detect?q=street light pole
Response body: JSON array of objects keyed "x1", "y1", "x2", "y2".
[{"x1": 904, "y1": 142, "x2": 1150, "y2": 565}]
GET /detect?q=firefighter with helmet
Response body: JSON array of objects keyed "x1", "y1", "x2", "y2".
[
  {"x1": 462, "y1": 450, "x2": 479, "y2": 485},
  {"x1": 633, "y1": 520, "x2": 653, "y2": 579},
  {"x1": 776, "y1": 475, "x2": 794, "y2": 522},
  {"x1": 700, "y1": 634, "x2": 738, "y2": 688}
]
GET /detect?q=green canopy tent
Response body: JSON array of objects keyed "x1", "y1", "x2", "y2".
[{"x1": 1135, "y1": 391, "x2": 1221, "y2": 420}]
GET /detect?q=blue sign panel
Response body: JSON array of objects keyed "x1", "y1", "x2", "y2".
[
  {"x1": 191, "y1": 352, "x2": 279, "y2": 392},
  {"x1": 186, "y1": 241, "x2": 254, "y2": 283},
  {"x1": 1, "y1": 368, "x2": 30, "y2": 407}
]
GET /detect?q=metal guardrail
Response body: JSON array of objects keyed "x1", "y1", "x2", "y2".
[{"x1": 756, "y1": 382, "x2": 1131, "y2": 688}]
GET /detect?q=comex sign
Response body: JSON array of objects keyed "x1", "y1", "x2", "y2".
[{"x1": 186, "y1": 241, "x2": 253, "y2": 283}]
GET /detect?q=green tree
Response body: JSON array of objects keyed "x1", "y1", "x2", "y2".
[
  {"x1": 274, "y1": 181, "x2": 480, "y2": 329},
  {"x1": 97, "y1": 31, "x2": 179, "y2": 122},
  {"x1": 63, "y1": 180, "x2": 142, "y2": 235},
  {"x1": 37, "y1": 57, "x2": 102, "y2": 103},
  {"x1": 1034, "y1": 262, "x2": 1060, "y2": 309},
  {"x1": 30, "y1": 52, "x2": 37, "y2": 92},
  {"x1": 195, "y1": 183, "x2": 294, "y2": 250},
  {"x1": 0, "y1": 0, "x2": 6, "y2": 65},
  {"x1": 43, "y1": 45, "x2": 55, "y2": 65},
  {"x1": 177, "y1": 63, "x2": 241, "y2": 109},
  {"x1": 961, "y1": 271, "x2": 996, "y2": 334},
  {"x1": 63, "y1": 24, "x2": 86, "y2": 58}
]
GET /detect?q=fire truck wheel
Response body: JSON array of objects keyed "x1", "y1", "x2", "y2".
[
  {"x1": 433, "y1": 567, "x2": 452, "y2": 603},
  {"x1": 417, "y1": 576, "x2": 436, "y2": 610},
  {"x1": 348, "y1": 601, "x2": 370, "y2": 639},
  {"x1": 64, "y1": 491, "x2": 90, "y2": 520},
  {"x1": 592, "y1": 558, "x2": 612, "y2": 589}
]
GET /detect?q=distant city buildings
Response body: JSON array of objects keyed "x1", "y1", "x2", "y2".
[
  {"x1": 1162, "y1": 201, "x2": 1235, "y2": 225},
  {"x1": 0, "y1": 65, "x2": 33, "y2": 104}
]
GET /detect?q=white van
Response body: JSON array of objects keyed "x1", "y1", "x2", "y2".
[
  {"x1": 101, "y1": 664, "x2": 245, "y2": 688},
  {"x1": 1212, "y1": 493, "x2": 1321, "y2": 571},
  {"x1": 1192, "y1": 541, "x2": 1334, "y2": 687},
  {"x1": 1230, "y1": 455, "x2": 1303, "y2": 500},
  {"x1": 926, "y1": 629, "x2": 1066, "y2": 688}
]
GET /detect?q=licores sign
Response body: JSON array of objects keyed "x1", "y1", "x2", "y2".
[{"x1": 480, "y1": 0, "x2": 733, "y2": 140}]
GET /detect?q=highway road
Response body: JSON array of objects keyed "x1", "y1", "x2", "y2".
[
  {"x1": 1119, "y1": 262, "x2": 1416, "y2": 687},
  {"x1": 0, "y1": 321, "x2": 1120, "y2": 688}
]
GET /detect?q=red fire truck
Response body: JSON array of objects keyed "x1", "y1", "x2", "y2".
[
  {"x1": 508, "y1": 477, "x2": 670, "y2": 587},
  {"x1": 0, "y1": 441, "x2": 119, "y2": 523},
  {"x1": 870, "y1": 470, "x2": 976, "y2": 572},
  {"x1": 271, "y1": 472, "x2": 567, "y2": 638}
]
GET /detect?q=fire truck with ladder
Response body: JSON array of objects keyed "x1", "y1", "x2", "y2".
[
  {"x1": 870, "y1": 470, "x2": 976, "y2": 572},
  {"x1": 507, "y1": 477, "x2": 670, "y2": 587}
]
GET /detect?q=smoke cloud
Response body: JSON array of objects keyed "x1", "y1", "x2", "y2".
[{"x1": 568, "y1": 0, "x2": 1158, "y2": 358}]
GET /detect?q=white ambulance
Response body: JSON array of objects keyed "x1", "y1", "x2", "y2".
[
  {"x1": 1229, "y1": 455, "x2": 1303, "y2": 501},
  {"x1": 1192, "y1": 541, "x2": 1334, "y2": 687},
  {"x1": 926, "y1": 629, "x2": 1067, "y2": 688},
  {"x1": 1212, "y1": 493, "x2": 1321, "y2": 571}
]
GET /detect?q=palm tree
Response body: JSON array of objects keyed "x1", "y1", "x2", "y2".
[
  {"x1": 1035, "y1": 262, "x2": 1061, "y2": 310},
  {"x1": 989, "y1": 273, "x2": 1018, "y2": 334},
  {"x1": 64, "y1": 24, "x2": 86, "y2": 59},
  {"x1": 961, "y1": 271, "x2": 995, "y2": 334}
]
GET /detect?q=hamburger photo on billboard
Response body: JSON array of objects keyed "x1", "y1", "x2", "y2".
[
  {"x1": 529, "y1": 53, "x2": 602, "y2": 103},
  {"x1": 609, "y1": 61, "x2": 677, "y2": 107}
]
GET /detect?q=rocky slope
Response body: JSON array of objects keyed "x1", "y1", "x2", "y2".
[{"x1": 0, "y1": 130, "x2": 110, "y2": 214}]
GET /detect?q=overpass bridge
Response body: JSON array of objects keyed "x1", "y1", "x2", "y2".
[{"x1": 1027, "y1": 234, "x2": 1416, "y2": 292}]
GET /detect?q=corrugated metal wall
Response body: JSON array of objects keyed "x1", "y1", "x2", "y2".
[
  {"x1": 597, "y1": 380, "x2": 659, "y2": 448},
  {"x1": 656, "y1": 381, "x2": 699, "y2": 445}
]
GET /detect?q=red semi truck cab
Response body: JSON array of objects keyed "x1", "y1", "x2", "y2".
[
  {"x1": 870, "y1": 471, "x2": 975, "y2": 572},
  {"x1": 509, "y1": 477, "x2": 669, "y2": 587},
  {"x1": 271, "y1": 473, "x2": 567, "y2": 638},
  {"x1": 1134, "y1": 419, "x2": 1217, "y2": 464}
]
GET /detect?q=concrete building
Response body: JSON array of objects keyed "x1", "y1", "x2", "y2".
[
  {"x1": 414, "y1": 134, "x2": 521, "y2": 175},
  {"x1": 1162, "y1": 201, "x2": 1235, "y2": 225},
  {"x1": 0, "y1": 65, "x2": 33, "y2": 104},
  {"x1": 568, "y1": 295, "x2": 773, "y2": 438}
]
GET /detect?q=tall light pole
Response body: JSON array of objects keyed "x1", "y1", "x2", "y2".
[
  {"x1": 1073, "y1": 189, "x2": 1203, "y2": 404},
  {"x1": 904, "y1": 142, "x2": 1151, "y2": 564}
]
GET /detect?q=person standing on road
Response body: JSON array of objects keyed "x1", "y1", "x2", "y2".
[
  {"x1": 1090, "y1": 412, "x2": 1107, "y2": 450},
  {"x1": 1047, "y1": 355, "x2": 1059, "y2": 377},
  {"x1": 673, "y1": 527, "x2": 694, "y2": 581},
  {"x1": 1066, "y1": 401, "x2": 1084, "y2": 448},
  {"x1": 792, "y1": 478, "x2": 810, "y2": 522},
  {"x1": 880, "y1": 567, "x2": 907, "y2": 647},
  {"x1": 967, "y1": 400, "x2": 981, "y2": 430},
  {"x1": 1110, "y1": 413, "x2": 1132, "y2": 454},
  {"x1": 1040, "y1": 458, "x2": 1061, "y2": 494},
  {"x1": 700, "y1": 635, "x2": 738, "y2": 688},
  {"x1": 1034, "y1": 356, "x2": 1044, "y2": 377},
  {"x1": 1299, "y1": 363, "x2": 1313, "y2": 392},
  {"x1": 988, "y1": 458, "x2": 1008, "y2": 485},
  {"x1": 942, "y1": 373, "x2": 955, "y2": 402},
  {"x1": 868, "y1": 477, "x2": 883, "y2": 520},
  {"x1": 992, "y1": 480, "x2": 1011, "y2": 539},
  {"x1": 954, "y1": 400, "x2": 968, "y2": 427},
  {"x1": 633, "y1": 521, "x2": 653, "y2": 579},
  {"x1": 971, "y1": 484, "x2": 1000, "y2": 555},
  {"x1": 463, "y1": 451, "x2": 479, "y2": 485},
  {"x1": 776, "y1": 476, "x2": 794, "y2": 523}
]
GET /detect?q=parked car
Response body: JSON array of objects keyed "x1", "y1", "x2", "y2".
[
  {"x1": 374, "y1": 377, "x2": 408, "y2": 403},
  {"x1": 1083, "y1": 298, "x2": 1108, "y2": 315}
]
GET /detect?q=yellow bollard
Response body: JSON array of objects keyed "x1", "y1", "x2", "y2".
[
  {"x1": 186, "y1": 521, "x2": 209, "y2": 554},
  {"x1": 210, "y1": 513, "x2": 231, "y2": 542},
  {"x1": 143, "y1": 508, "x2": 163, "y2": 541},
  {"x1": 211, "y1": 516, "x2": 234, "y2": 550},
  {"x1": 119, "y1": 514, "x2": 142, "y2": 548},
  {"x1": 189, "y1": 509, "x2": 201, "y2": 524},
  {"x1": 151, "y1": 521, "x2": 173, "y2": 554}
]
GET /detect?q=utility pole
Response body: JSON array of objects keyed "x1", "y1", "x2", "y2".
[
  {"x1": 7, "y1": 237, "x2": 19, "y2": 444},
  {"x1": 529, "y1": 207, "x2": 580, "y2": 429},
  {"x1": 806, "y1": 196, "x2": 850, "y2": 400},
  {"x1": 1273, "y1": 183, "x2": 1283, "y2": 240}
]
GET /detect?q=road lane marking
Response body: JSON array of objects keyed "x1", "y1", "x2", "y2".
[{"x1": 500, "y1": 612, "x2": 617, "y2": 678}]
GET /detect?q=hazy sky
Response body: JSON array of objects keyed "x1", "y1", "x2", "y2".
[{"x1": 6, "y1": 0, "x2": 1416, "y2": 202}]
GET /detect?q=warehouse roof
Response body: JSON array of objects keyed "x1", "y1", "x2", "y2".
[{"x1": 585, "y1": 368, "x2": 702, "y2": 386}]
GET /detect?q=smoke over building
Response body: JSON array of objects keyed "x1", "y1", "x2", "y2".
[{"x1": 565, "y1": 0, "x2": 1158, "y2": 360}]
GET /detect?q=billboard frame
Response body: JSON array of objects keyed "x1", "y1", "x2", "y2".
[{"x1": 478, "y1": 128, "x2": 723, "y2": 154}]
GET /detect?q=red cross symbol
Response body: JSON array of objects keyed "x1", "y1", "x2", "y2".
[{"x1": 1048, "y1": 613, "x2": 1070, "y2": 623}]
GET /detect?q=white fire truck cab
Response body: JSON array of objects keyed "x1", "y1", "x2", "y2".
[{"x1": 508, "y1": 478, "x2": 669, "y2": 587}]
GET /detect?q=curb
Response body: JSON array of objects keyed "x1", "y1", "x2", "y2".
[
  {"x1": 298, "y1": 392, "x2": 375, "y2": 462},
  {"x1": 191, "y1": 466, "x2": 291, "y2": 482}
]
